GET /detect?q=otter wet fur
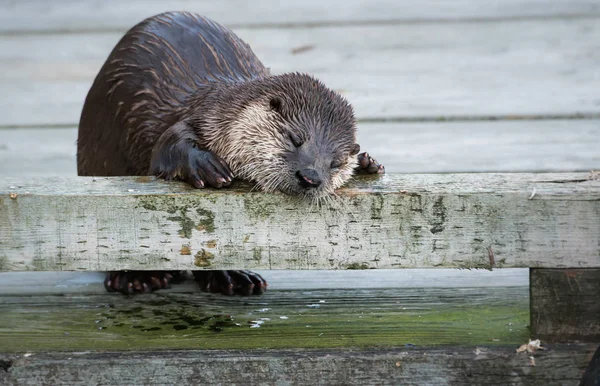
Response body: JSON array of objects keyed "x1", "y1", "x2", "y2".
[{"x1": 77, "y1": 12, "x2": 384, "y2": 296}]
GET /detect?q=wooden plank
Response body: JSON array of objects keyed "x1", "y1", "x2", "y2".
[
  {"x1": 530, "y1": 268, "x2": 600, "y2": 342},
  {"x1": 0, "y1": 127, "x2": 77, "y2": 177},
  {"x1": 2, "y1": 120, "x2": 599, "y2": 178},
  {"x1": 0, "y1": 286, "x2": 528, "y2": 352},
  {"x1": 1, "y1": 0, "x2": 598, "y2": 33},
  {"x1": 1, "y1": 173, "x2": 599, "y2": 271},
  {"x1": 2, "y1": 18, "x2": 600, "y2": 126},
  {"x1": 359, "y1": 120, "x2": 600, "y2": 173},
  {"x1": 0, "y1": 345, "x2": 595, "y2": 386}
]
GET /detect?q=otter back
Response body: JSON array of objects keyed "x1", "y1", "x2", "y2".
[{"x1": 77, "y1": 12, "x2": 269, "y2": 176}]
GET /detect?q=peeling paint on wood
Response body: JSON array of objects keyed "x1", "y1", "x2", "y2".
[{"x1": 0, "y1": 173, "x2": 598, "y2": 271}]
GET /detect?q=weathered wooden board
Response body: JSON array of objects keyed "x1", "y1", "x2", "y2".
[
  {"x1": 2, "y1": 18, "x2": 600, "y2": 126},
  {"x1": 530, "y1": 268, "x2": 600, "y2": 342},
  {"x1": 1, "y1": 0, "x2": 598, "y2": 33},
  {"x1": 1, "y1": 345, "x2": 595, "y2": 386},
  {"x1": 358, "y1": 120, "x2": 600, "y2": 174},
  {"x1": 1, "y1": 173, "x2": 599, "y2": 271},
  {"x1": 0, "y1": 127, "x2": 77, "y2": 177},
  {"x1": 0, "y1": 286, "x2": 528, "y2": 352},
  {"x1": 1, "y1": 120, "x2": 599, "y2": 178}
]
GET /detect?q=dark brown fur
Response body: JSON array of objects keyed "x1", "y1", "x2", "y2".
[{"x1": 78, "y1": 12, "x2": 269, "y2": 177}]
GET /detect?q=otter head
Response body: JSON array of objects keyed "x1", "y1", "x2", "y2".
[{"x1": 217, "y1": 73, "x2": 360, "y2": 200}]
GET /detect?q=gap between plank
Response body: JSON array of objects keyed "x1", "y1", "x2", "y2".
[
  {"x1": 1, "y1": 13, "x2": 600, "y2": 36},
  {"x1": 2, "y1": 113, "x2": 599, "y2": 130}
]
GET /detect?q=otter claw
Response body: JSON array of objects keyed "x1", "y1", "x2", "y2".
[
  {"x1": 103, "y1": 271, "x2": 182, "y2": 295},
  {"x1": 193, "y1": 270, "x2": 268, "y2": 296},
  {"x1": 190, "y1": 178, "x2": 205, "y2": 189},
  {"x1": 358, "y1": 152, "x2": 371, "y2": 169},
  {"x1": 191, "y1": 150, "x2": 233, "y2": 188},
  {"x1": 356, "y1": 152, "x2": 385, "y2": 174}
]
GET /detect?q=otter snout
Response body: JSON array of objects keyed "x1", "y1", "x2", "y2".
[{"x1": 296, "y1": 169, "x2": 322, "y2": 188}]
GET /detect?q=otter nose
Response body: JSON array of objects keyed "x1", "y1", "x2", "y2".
[{"x1": 296, "y1": 169, "x2": 322, "y2": 188}]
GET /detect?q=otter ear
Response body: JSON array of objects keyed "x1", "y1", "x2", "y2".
[
  {"x1": 350, "y1": 143, "x2": 360, "y2": 155},
  {"x1": 269, "y1": 97, "x2": 283, "y2": 113}
]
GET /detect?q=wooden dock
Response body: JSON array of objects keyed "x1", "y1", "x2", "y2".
[
  {"x1": 1, "y1": 0, "x2": 599, "y2": 176},
  {"x1": 0, "y1": 1, "x2": 599, "y2": 385}
]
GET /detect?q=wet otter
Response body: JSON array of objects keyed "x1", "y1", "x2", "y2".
[{"x1": 78, "y1": 12, "x2": 384, "y2": 296}]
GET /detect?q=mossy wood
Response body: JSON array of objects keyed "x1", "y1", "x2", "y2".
[
  {"x1": 1, "y1": 345, "x2": 595, "y2": 386},
  {"x1": 1, "y1": 173, "x2": 599, "y2": 271},
  {"x1": 0, "y1": 286, "x2": 528, "y2": 352}
]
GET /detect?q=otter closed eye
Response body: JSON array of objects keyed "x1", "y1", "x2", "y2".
[
  {"x1": 269, "y1": 97, "x2": 283, "y2": 112},
  {"x1": 289, "y1": 133, "x2": 303, "y2": 148}
]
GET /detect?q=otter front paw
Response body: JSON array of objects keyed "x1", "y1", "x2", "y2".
[
  {"x1": 149, "y1": 121, "x2": 234, "y2": 189},
  {"x1": 356, "y1": 152, "x2": 385, "y2": 174},
  {"x1": 104, "y1": 271, "x2": 182, "y2": 294},
  {"x1": 193, "y1": 270, "x2": 267, "y2": 296},
  {"x1": 152, "y1": 147, "x2": 233, "y2": 189}
]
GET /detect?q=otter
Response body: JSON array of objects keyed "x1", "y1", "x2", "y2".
[{"x1": 78, "y1": 12, "x2": 384, "y2": 296}]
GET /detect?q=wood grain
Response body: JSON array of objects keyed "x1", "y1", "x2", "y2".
[
  {"x1": 2, "y1": 18, "x2": 600, "y2": 126},
  {"x1": 1, "y1": 173, "x2": 598, "y2": 271},
  {"x1": 1, "y1": 0, "x2": 598, "y2": 32},
  {"x1": 0, "y1": 345, "x2": 594, "y2": 386},
  {"x1": 530, "y1": 268, "x2": 600, "y2": 342}
]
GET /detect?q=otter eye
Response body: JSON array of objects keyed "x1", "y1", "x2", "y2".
[
  {"x1": 350, "y1": 143, "x2": 360, "y2": 155},
  {"x1": 330, "y1": 160, "x2": 343, "y2": 169},
  {"x1": 289, "y1": 132, "x2": 303, "y2": 147},
  {"x1": 269, "y1": 97, "x2": 283, "y2": 113}
]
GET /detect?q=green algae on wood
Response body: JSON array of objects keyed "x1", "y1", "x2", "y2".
[
  {"x1": 0, "y1": 286, "x2": 529, "y2": 352},
  {"x1": 195, "y1": 207, "x2": 215, "y2": 233}
]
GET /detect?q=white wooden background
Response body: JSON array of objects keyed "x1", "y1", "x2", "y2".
[{"x1": 1, "y1": 0, "x2": 599, "y2": 290}]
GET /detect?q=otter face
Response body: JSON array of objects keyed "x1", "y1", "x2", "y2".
[
  {"x1": 276, "y1": 112, "x2": 361, "y2": 199},
  {"x1": 210, "y1": 73, "x2": 360, "y2": 200}
]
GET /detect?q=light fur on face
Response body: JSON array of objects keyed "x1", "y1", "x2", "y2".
[
  {"x1": 204, "y1": 101, "x2": 357, "y2": 200},
  {"x1": 194, "y1": 73, "x2": 358, "y2": 201}
]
